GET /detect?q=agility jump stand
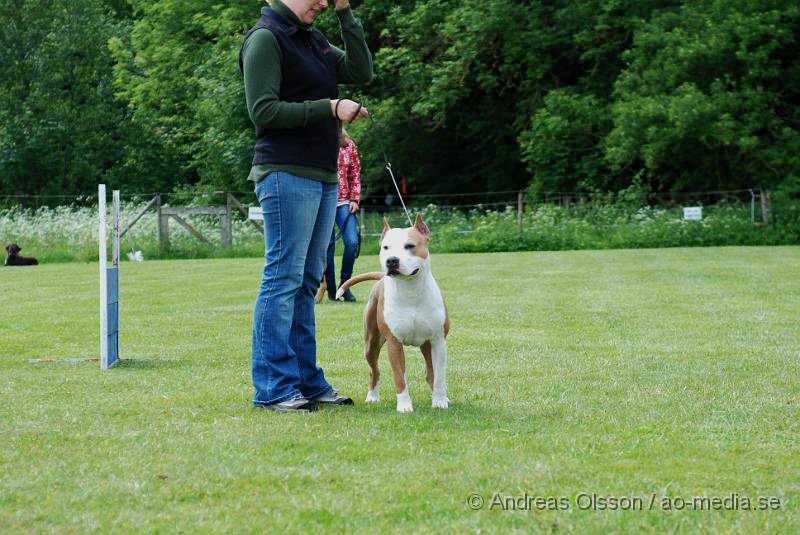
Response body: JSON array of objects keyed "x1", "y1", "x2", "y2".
[{"x1": 98, "y1": 184, "x2": 120, "y2": 369}]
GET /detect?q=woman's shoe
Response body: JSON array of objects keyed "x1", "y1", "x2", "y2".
[
  {"x1": 314, "y1": 388, "x2": 353, "y2": 405},
  {"x1": 259, "y1": 396, "x2": 318, "y2": 412}
]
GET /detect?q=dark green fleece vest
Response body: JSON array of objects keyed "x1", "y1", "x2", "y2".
[{"x1": 240, "y1": 7, "x2": 339, "y2": 172}]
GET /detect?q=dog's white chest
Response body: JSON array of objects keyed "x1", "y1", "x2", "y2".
[{"x1": 383, "y1": 277, "x2": 446, "y2": 346}]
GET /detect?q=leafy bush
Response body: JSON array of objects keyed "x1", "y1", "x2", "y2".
[
  {"x1": 2, "y1": 195, "x2": 797, "y2": 264},
  {"x1": 363, "y1": 195, "x2": 799, "y2": 253},
  {"x1": 0, "y1": 201, "x2": 264, "y2": 263}
]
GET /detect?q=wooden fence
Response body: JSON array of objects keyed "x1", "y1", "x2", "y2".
[
  {"x1": 121, "y1": 192, "x2": 263, "y2": 249},
  {"x1": 116, "y1": 188, "x2": 774, "y2": 248}
]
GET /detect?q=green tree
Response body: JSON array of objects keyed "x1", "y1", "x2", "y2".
[
  {"x1": 356, "y1": 0, "x2": 545, "y2": 197},
  {"x1": 519, "y1": 90, "x2": 611, "y2": 194},
  {"x1": 516, "y1": 0, "x2": 683, "y2": 195},
  {"x1": 605, "y1": 0, "x2": 800, "y2": 192},
  {"x1": 356, "y1": 0, "x2": 683, "y2": 198},
  {"x1": 110, "y1": 0, "x2": 257, "y2": 192},
  {"x1": 0, "y1": 0, "x2": 173, "y2": 198},
  {"x1": 1, "y1": 1, "x2": 107, "y2": 196},
  {"x1": 6, "y1": 0, "x2": 798, "y2": 202}
]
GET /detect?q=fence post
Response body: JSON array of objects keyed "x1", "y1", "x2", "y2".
[
  {"x1": 517, "y1": 191, "x2": 524, "y2": 232},
  {"x1": 221, "y1": 192, "x2": 233, "y2": 248},
  {"x1": 156, "y1": 194, "x2": 170, "y2": 250},
  {"x1": 760, "y1": 189, "x2": 771, "y2": 225},
  {"x1": 360, "y1": 206, "x2": 365, "y2": 237},
  {"x1": 155, "y1": 193, "x2": 162, "y2": 244},
  {"x1": 229, "y1": 192, "x2": 264, "y2": 235}
]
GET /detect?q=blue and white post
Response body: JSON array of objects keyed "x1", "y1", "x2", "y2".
[{"x1": 99, "y1": 184, "x2": 120, "y2": 369}]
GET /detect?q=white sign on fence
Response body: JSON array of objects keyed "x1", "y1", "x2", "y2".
[
  {"x1": 248, "y1": 206, "x2": 263, "y2": 221},
  {"x1": 683, "y1": 206, "x2": 702, "y2": 221}
]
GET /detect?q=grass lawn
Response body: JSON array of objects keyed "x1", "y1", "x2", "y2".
[{"x1": 1, "y1": 246, "x2": 798, "y2": 534}]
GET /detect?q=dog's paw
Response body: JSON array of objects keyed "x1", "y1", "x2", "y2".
[
  {"x1": 365, "y1": 389, "x2": 380, "y2": 403},
  {"x1": 396, "y1": 401, "x2": 414, "y2": 413},
  {"x1": 431, "y1": 394, "x2": 449, "y2": 409},
  {"x1": 396, "y1": 388, "x2": 413, "y2": 412}
]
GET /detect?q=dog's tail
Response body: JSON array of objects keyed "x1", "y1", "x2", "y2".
[
  {"x1": 335, "y1": 272, "x2": 384, "y2": 299},
  {"x1": 314, "y1": 274, "x2": 328, "y2": 304}
]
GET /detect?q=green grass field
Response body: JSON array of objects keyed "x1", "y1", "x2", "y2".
[{"x1": 1, "y1": 247, "x2": 798, "y2": 534}]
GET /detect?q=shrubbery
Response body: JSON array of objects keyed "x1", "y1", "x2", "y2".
[
  {"x1": 2, "y1": 196, "x2": 796, "y2": 264},
  {"x1": 0, "y1": 202, "x2": 265, "y2": 263},
  {"x1": 381, "y1": 196, "x2": 800, "y2": 253}
]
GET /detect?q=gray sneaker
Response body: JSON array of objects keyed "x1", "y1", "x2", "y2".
[
  {"x1": 260, "y1": 396, "x2": 317, "y2": 412},
  {"x1": 314, "y1": 388, "x2": 353, "y2": 405}
]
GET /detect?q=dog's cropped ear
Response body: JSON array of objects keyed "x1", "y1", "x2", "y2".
[
  {"x1": 4, "y1": 245, "x2": 9, "y2": 253},
  {"x1": 380, "y1": 217, "x2": 391, "y2": 242},
  {"x1": 414, "y1": 214, "x2": 430, "y2": 239}
]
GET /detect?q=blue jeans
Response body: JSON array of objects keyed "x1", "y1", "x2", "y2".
[
  {"x1": 252, "y1": 172, "x2": 337, "y2": 405},
  {"x1": 325, "y1": 203, "x2": 359, "y2": 292}
]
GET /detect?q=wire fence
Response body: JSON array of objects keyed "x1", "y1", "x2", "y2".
[
  {"x1": 2, "y1": 187, "x2": 795, "y2": 261},
  {"x1": 358, "y1": 188, "x2": 773, "y2": 234},
  {"x1": 0, "y1": 187, "x2": 774, "y2": 215},
  {"x1": 0, "y1": 187, "x2": 765, "y2": 207}
]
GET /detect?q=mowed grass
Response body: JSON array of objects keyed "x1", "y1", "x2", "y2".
[{"x1": 1, "y1": 247, "x2": 798, "y2": 534}]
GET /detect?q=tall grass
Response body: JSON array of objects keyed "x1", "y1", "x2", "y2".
[
  {"x1": 405, "y1": 199, "x2": 800, "y2": 253},
  {"x1": 1, "y1": 195, "x2": 798, "y2": 263},
  {"x1": 0, "y1": 202, "x2": 266, "y2": 263}
]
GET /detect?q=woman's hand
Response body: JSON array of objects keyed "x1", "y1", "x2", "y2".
[
  {"x1": 331, "y1": 99, "x2": 369, "y2": 124},
  {"x1": 349, "y1": 201, "x2": 359, "y2": 214},
  {"x1": 334, "y1": 0, "x2": 350, "y2": 11}
]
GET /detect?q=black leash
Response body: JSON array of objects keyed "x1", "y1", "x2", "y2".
[
  {"x1": 365, "y1": 110, "x2": 413, "y2": 225},
  {"x1": 331, "y1": 103, "x2": 411, "y2": 256}
]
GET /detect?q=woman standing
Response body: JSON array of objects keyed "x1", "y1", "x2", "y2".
[
  {"x1": 325, "y1": 126, "x2": 361, "y2": 302},
  {"x1": 241, "y1": 0, "x2": 373, "y2": 412}
]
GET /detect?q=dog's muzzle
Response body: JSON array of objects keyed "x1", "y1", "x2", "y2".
[
  {"x1": 385, "y1": 256, "x2": 400, "y2": 273},
  {"x1": 384, "y1": 257, "x2": 420, "y2": 277}
]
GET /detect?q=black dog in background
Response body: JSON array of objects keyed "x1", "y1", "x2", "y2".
[{"x1": 5, "y1": 244, "x2": 39, "y2": 266}]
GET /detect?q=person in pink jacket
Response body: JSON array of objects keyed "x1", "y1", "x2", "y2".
[{"x1": 325, "y1": 126, "x2": 361, "y2": 301}]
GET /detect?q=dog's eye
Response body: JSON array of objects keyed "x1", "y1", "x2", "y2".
[
  {"x1": 404, "y1": 243, "x2": 415, "y2": 250},
  {"x1": 382, "y1": 245, "x2": 389, "y2": 250}
]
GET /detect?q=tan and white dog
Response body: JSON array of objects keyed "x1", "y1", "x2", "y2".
[{"x1": 336, "y1": 214, "x2": 449, "y2": 412}]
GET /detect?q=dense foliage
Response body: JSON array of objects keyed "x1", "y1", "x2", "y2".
[
  {"x1": 1, "y1": 0, "x2": 798, "y2": 200},
  {"x1": 3, "y1": 193, "x2": 797, "y2": 263}
]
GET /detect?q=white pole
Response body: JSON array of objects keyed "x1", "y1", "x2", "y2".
[{"x1": 99, "y1": 185, "x2": 108, "y2": 369}]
